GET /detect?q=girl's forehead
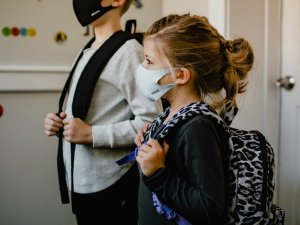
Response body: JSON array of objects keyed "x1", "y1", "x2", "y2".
[
  {"x1": 143, "y1": 38, "x2": 156, "y2": 51},
  {"x1": 144, "y1": 39, "x2": 164, "y2": 58}
]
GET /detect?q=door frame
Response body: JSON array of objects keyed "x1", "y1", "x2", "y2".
[{"x1": 209, "y1": 0, "x2": 282, "y2": 201}]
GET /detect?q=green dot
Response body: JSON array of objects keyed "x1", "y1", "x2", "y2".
[{"x1": 2, "y1": 27, "x2": 10, "y2": 36}]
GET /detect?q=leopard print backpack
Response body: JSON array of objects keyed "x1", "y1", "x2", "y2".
[
  {"x1": 201, "y1": 102, "x2": 286, "y2": 225},
  {"x1": 117, "y1": 102, "x2": 286, "y2": 225}
]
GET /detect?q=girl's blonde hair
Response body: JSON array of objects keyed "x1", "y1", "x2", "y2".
[{"x1": 144, "y1": 14, "x2": 254, "y2": 112}]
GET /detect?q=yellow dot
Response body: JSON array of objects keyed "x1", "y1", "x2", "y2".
[{"x1": 28, "y1": 28, "x2": 37, "y2": 37}]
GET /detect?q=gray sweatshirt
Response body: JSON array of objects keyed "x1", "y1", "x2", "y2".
[{"x1": 62, "y1": 38, "x2": 163, "y2": 194}]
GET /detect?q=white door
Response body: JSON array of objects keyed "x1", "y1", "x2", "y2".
[{"x1": 278, "y1": 0, "x2": 300, "y2": 224}]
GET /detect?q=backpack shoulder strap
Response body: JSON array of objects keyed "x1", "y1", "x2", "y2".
[
  {"x1": 58, "y1": 30, "x2": 134, "y2": 118},
  {"x1": 58, "y1": 37, "x2": 95, "y2": 114},
  {"x1": 74, "y1": 30, "x2": 134, "y2": 119}
]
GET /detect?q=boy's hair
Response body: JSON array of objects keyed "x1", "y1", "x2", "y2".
[{"x1": 121, "y1": 0, "x2": 134, "y2": 15}]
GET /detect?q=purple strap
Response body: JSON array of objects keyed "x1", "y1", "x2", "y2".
[{"x1": 152, "y1": 193, "x2": 192, "y2": 225}]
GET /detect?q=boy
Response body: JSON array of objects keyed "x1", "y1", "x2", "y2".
[{"x1": 43, "y1": 0, "x2": 163, "y2": 224}]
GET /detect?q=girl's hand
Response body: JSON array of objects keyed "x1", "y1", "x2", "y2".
[
  {"x1": 134, "y1": 123, "x2": 149, "y2": 146},
  {"x1": 136, "y1": 139, "x2": 169, "y2": 176}
]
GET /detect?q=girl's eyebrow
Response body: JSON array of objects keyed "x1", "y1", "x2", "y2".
[{"x1": 144, "y1": 54, "x2": 154, "y2": 59}]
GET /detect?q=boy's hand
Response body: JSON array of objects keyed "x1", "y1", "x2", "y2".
[
  {"x1": 63, "y1": 118, "x2": 92, "y2": 144},
  {"x1": 44, "y1": 112, "x2": 66, "y2": 136}
]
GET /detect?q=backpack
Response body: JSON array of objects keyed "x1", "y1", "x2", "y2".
[
  {"x1": 201, "y1": 103, "x2": 286, "y2": 225},
  {"x1": 125, "y1": 19, "x2": 144, "y2": 44},
  {"x1": 116, "y1": 102, "x2": 285, "y2": 224}
]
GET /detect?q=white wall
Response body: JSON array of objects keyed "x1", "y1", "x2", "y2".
[
  {"x1": 0, "y1": 0, "x2": 163, "y2": 92},
  {"x1": 122, "y1": 0, "x2": 162, "y2": 32},
  {"x1": 162, "y1": 0, "x2": 225, "y2": 35},
  {"x1": 162, "y1": 0, "x2": 208, "y2": 16}
]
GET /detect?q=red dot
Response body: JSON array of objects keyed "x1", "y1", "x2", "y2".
[
  {"x1": 11, "y1": 27, "x2": 20, "y2": 36},
  {"x1": 0, "y1": 104, "x2": 3, "y2": 117}
]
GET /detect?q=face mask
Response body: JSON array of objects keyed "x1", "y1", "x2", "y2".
[
  {"x1": 136, "y1": 64, "x2": 175, "y2": 101},
  {"x1": 73, "y1": 0, "x2": 116, "y2": 27}
]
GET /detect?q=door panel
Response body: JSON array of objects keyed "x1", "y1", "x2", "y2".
[{"x1": 279, "y1": 0, "x2": 300, "y2": 224}]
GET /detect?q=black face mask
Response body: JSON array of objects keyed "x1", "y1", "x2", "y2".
[{"x1": 73, "y1": 0, "x2": 116, "y2": 27}]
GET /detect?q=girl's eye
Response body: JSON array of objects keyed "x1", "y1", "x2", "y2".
[{"x1": 145, "y1": 58, "x2": 152, "y2": 65}]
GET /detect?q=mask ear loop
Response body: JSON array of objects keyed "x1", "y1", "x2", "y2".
[{"x1": 158, "y1": 67, "x2": 178, "y2": 103}]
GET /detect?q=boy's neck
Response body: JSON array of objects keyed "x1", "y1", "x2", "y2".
[{"x1": 91, "y1": 15, "x2": 122, "y2": 49}]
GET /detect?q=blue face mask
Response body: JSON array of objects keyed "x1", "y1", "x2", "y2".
[
  {"x1": 136, "y1": 64, "x2": 175, "y2": 101},
  {"x1": 73, "y1": 0, "x2": 116, "y2": 27}
]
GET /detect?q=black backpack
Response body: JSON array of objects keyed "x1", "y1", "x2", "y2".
[{"x1": 125, "y1": 19, "x2": 144, "y2": 44}]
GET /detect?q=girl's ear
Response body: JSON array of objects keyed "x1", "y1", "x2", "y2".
[
  {"x1": 112, "y1": 0, "x2": 126, "y2": 7},
  {"x1": 175, "y1": 68, "x2": 191, "y2": 85}
]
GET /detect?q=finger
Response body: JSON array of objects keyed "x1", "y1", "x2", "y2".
[
  {"x1": 137, "y1": 147, "x2": 147, "y2": 157},
  {"x1": 47, "y1": 112, "x2": 63, "y2": 123},
  {"x1": 162, "y1": 140, "x2": 169, "y2": 149},
  {"x1": 142, "y1": 123, "x2": 149, "y2": 133},
  {"x1": 60, "y1": 112, "x2": 67, "y2": 119},
  {"x1": 162, "y1": 141, "x2": 170, "y2": 154},
  {"x1": 44, "y1": 118, "x2": 63, "y2": 130},
  {"x1": 137, "y1": 129, "x2": 145, "y2": 143},
  {"x1": 139, "y1": 144, "x2": 150, "y2": 153},
  {"x1": 63, "y1": 129, "x2": 70, "y2": 138},
  {"x1": 44, "y1": 122, "x2": 60, "y2": 132},
  {"x1": 136, "y1": 154, "x2": 142, "y2": 164},
  {"x1": 63, "y1": 118, "x2": 72, "y2": 125},
  {"x1": 44, "y1": 129, "x2": 57, "y2": 136},
  {"x1": 134, "y1": 135, "x2": 142, "y2": 147},
  {"x1": 147, "y1": 139, "x2": 160, "y2": 148}
]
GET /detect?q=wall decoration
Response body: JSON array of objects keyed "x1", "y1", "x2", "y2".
[
  {"x1": 54, "y1": 31, "x2": 67, "y2": 44},
  {"x1": 134, "y1": 0, "x2": 143, "y2": 9},
  {"x1": 0, "y1": 0, "x2": 161, "y2": 69},
  {"x1": 20, "y1": 27, "x2": 27, "y2": 37},
  {"x1": 11, "y1": 27, "x2": 19, "y2": 36},
  {"x1": 27, "y1": 28, "x2": 37, "y2": 37},
  {"x1": 0, "y1": 104, "x2": 3, "y2": 117},
  {"x1": 1, "y1": 26, "x2": 37, "y2": 38},
  {"x1": 0, "y1": 0, "x2": 90, "y2": 68},
  {"x1": 2, "y1": 27, "x2": 10, "y2": 36}
]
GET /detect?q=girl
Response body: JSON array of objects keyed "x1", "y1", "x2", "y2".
[{"x1": 134, "y1": 14, "x2": 254, "y2": 225}]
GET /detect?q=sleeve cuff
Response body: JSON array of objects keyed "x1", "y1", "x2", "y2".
[
  {"x1": 92, "y1": 125, "x2": 110, "y2": 148},
  {"x1": 142, "y1": 167, "x2": 169, "y2": 191}
]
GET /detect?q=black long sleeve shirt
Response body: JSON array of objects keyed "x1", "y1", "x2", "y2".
[{"x1": 138, "y1": 115, "x2": 228, "y2": 225}]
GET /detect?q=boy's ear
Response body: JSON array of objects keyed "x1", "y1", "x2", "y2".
[
  {"x1": 112, "y1": 0, "x2": 126, "y2": 7},
  {"x1": 175, "y1": 68, "x2": 191, "y2": 85}
]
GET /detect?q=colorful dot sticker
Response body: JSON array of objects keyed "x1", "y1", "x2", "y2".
[
  {"x1": 54, "y1": 31, "x2": 67, "y2": 44},
  {"x1": 1, "y1": 27, "x2": 37, "y2": 37},
  {"x1": 0, "y1": 104, "x2": 3, "y2": 117},
  {"x1": 2, "y1": 27, "x2": 10, "y2": 36},
  {"x1": 20, "y1": 27, "x2": 27, "y2": 37},
  {"x1": 28, "y1": 28, "x2": 37, "y2": 37},
  {"x1": 11, "y1": 27, "x2": 20, "y2": 36}
]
